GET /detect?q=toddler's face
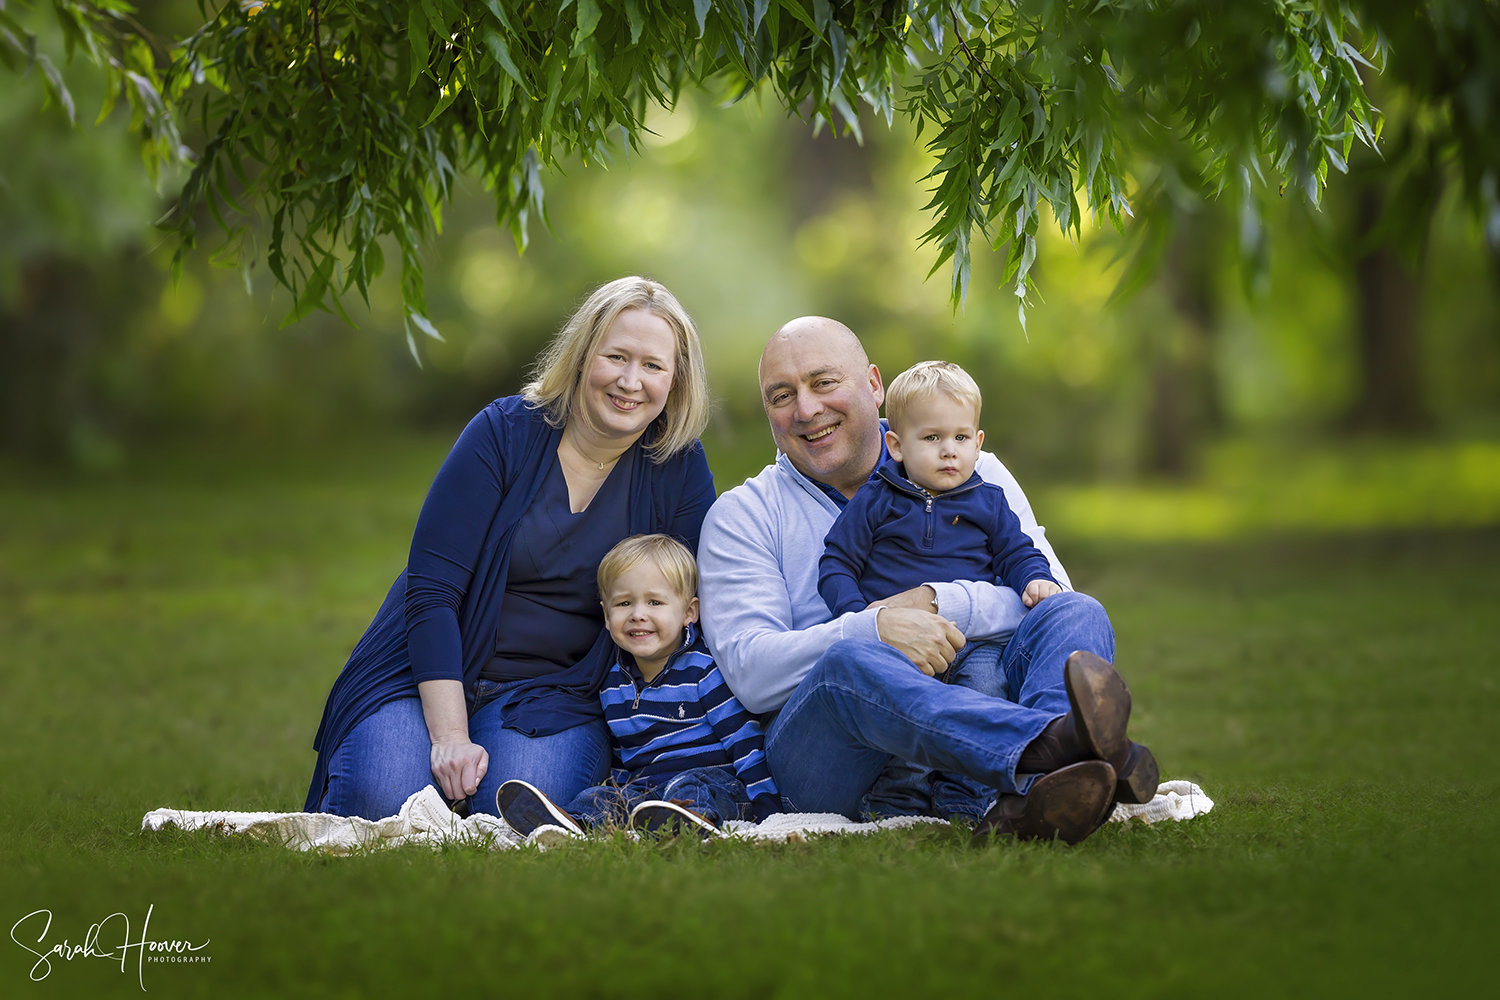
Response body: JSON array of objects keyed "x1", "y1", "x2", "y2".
[
  {"x1": 887, "y1": 393, "x2": 984, "y2": 494},
  {"x1": 603, "y1": 559, "x2": 699, "y2": 667}
]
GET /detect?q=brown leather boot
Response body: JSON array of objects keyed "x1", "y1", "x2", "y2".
[
  {"x1": 970, "y1": 760, "x2": 1117, "y2": 846},
  {"x1": 1063, "y1": 650, "x2": 1131, "y2": 763},
  {"x1": 1016, "y1": 713, "x2": 1088, "y2": 774},
  {"x1": 1113, "y1": 741, "x2": 1160, "y2": 804},
  {"x1": 1018, "y1": 653, "x2": 1159, "y2": 804}
]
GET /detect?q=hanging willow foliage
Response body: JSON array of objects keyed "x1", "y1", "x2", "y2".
[{"x1": 10, "y1": 1, "x2": 1384, "y2": 347}]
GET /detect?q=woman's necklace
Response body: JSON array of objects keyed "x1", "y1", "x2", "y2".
[{"x1": 559, "y1": 431, "x2": 619, "y2": 475}]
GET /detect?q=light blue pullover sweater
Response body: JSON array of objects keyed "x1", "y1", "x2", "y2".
[{"x1": 699, "y1": 450, "x2": 1071, "y2": 715}]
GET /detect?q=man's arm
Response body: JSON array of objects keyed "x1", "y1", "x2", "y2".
[
  {"x1": 698, "y1": 488, "x2": 882, "y2": 714},
  {"x1": 929, "y1": 450, "x2": 1072, "y2": 640}
]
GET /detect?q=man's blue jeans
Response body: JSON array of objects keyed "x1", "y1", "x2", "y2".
[
  {"x1": 563, "y1": 766, "x2": 753, "y2": 829},
  {"x1": 860, "y1": 637, "x2": 1010, "y2": 821},
  {"x1": 318, "y1": 680, "x2": 612, "y2": 820},
  {"x1": 765, "y1": 591, "x2": 1115, "y2": 820}
]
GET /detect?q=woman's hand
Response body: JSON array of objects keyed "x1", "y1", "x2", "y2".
[
  {"x1": 429, "y1": 737, "x2": 489, "y2": 801},
  {"x1": 417, "y1": 679, "x2": 488, "y2": 801}
]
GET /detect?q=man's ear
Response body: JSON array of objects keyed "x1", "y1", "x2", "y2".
[
  {"x1": 868, "y1": 363, "x2": 885, "y2": 408},
  {"x1": 885, "y1": 428, "x2": 903, "y2": 462},
  {"x1": 685, "y1": 597, "x2": 701, "y2": 625}
]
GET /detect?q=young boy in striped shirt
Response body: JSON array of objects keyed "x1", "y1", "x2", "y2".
[{"x1": 497, "y1": 534, "x2": 780, "y2": 843}]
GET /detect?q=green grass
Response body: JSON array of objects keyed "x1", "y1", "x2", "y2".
[{"x1": 2, "y1": 436, "x2": 1497, "y2": 998}]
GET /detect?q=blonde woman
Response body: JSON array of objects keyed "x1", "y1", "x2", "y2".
[{"x1": 306, "y1": 277, "x2": 715, "y2": 819}]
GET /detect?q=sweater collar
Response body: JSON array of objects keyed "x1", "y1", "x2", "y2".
[{"x1": 775, "y1": 421, "x2": 891, "y2": 511}]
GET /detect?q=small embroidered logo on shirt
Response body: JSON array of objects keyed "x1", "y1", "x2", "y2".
[{"x1": 677, "y1": 705, "x2": 685, "y2": 718}]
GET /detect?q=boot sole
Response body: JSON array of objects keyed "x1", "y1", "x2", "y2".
[
  {"x1": 971, "y1": 760, "x2": 1117, "y2": 847},
  {"x1": 1115, "y1": 742, "x2": 1160, "y2": 804},
  {"x1": 1064, "y1": 651, "x2": 1131, "y2": 764}
]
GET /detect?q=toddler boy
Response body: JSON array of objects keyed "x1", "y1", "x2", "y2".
[
  {"x1": 818, "y1": 360, "x2": 1062, "y2": 619},
  {"x1": 498, "y1": 534, "x2": 779, "y2": 843}
]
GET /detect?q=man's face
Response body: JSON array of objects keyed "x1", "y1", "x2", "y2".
[{"x1": 759, "y1": 321, "x2": 885, "y2": 496}]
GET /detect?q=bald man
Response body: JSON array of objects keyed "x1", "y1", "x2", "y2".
[{"x1": 697, "y1": 318, "x2": 1158, "y2": 844}]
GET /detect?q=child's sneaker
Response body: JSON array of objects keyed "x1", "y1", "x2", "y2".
[
  {"x1": 629, "y1": 799, "x2": 723, "y2": 841},
  {"x1": 497, "y1": 780, "x2": 585, "y2": 839}
]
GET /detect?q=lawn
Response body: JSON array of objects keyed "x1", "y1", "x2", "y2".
[{"x1": 1, "y1": 435, "x2": 1496, "y2": 998}]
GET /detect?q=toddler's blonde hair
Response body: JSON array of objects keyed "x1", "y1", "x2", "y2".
[
  {"x1": 885, "y1": 360, "x2": 983, "y2": 431},
  {"x1": 597, "y1": 534, "x2": 698, "y2": 603}
]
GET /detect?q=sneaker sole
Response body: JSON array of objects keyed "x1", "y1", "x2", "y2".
[
  {"x1": 496, "y1": 780, "x2": 583, "y2": 838},
  {"x1": 629, "y1": 801, "x2": 721, "y2": 841}
]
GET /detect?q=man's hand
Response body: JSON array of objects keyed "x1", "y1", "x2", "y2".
[
  {"x1": 875, "y1": 607, "x2": 965, "y2": 676},
  {"x1": 1021, "y1": 579, "x2": 1063, "y2": 608},
  {"x1": 430, "y1": 737, "x2": 489, "y2": 801},
  {"x1": 872, "y1": 584, "x2": 939, "y2": 612}
]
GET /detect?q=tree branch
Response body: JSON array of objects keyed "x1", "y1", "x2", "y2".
[{"x1": 310, "y1": 0, "x2": 334, "y2": 99}]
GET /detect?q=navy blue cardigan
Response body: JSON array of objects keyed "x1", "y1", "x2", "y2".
[
  {"x1": 817, "y1": 457, "x2": 1056, "y2": 616},
  {"x1": 304, "y1": 395, "x2": 716, "y2": 810}
]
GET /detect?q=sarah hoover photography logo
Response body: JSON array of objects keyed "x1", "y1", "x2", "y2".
[{"x1": 10, "y1": 903, "x2": 210, "y2": 990}]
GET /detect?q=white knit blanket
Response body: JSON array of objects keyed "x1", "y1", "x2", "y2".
[{"x1": 140, "y1": 780, "x2": 1212, "y2": 854}]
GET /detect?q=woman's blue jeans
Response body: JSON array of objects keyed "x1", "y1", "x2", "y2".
[{"x1": 318, "y1": 680, "x2": 612, "y2": 820}]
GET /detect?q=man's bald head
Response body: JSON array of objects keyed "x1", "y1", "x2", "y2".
[
  {"x1": 757, "y1": 316, "x2": 885, "y2": 498},
  {"x1": 759, "y1": 316, "x2": 868, "y2": 381}
]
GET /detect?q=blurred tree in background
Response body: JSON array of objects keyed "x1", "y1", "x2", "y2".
[{"x1": 2, "y1": 0, "x2": 1498, "y2": 483}]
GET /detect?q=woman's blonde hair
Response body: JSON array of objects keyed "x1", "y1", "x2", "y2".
[
  {"x1": 885, "y1": 360, "x2": 983, "y2": 432},
  {"x1": 596, "y1": 534, "x2": 698, "y2": 603},
  {"x1": 522, "y1": 276, "x2": 710, "y2": 462}
]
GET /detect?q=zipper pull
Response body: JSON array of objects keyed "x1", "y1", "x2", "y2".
[
  {"x1": 925, "y1": 498, "x2": 933, "y2": 513},
  {"x1": 632, "y1": 685, "x2": 643, "y2": 710}
]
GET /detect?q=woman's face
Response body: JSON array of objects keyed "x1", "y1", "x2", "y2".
[{"x1": 578, "y1": 308, "x2": 677, "y2": 442}]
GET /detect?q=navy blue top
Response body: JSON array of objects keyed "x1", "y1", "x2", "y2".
[
  {"x1": 817, "y1": 456, "x2": 1057, "y2": 616},
  {"x1": 484, "y1": 452, "x2": 633, "y2": 681},
  {"x1": 304, "y1": 395, "x2": 716, "y2": 811}
]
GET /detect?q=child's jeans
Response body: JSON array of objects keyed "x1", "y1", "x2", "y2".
[
  {"x1": 859, "y1": 638, "x2": 1008, "y2": 822},
  {"x1": 564, "y1": 765, "x2": 753, "y2": 829}
]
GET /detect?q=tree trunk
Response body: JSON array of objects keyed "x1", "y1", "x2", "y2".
[
  {"x1": 1144, "y1": 206, "x2": 1223, "y2": 477},
  {"x1": 1344, "y1": 184, "x2": 1430, "y2": 432},
  {"x1": 0, "y1": 254, "x2": 151, "y2": 465}
]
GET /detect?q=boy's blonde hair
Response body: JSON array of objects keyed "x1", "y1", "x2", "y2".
[
  {"x1": 522, "y1": 276, "x2": 711, "y2": 463},
  {"x1": 884, "y1": 360, "x2": 983, "y2": 431},
  {"x1": 597, "y1": 534, "x2": 698, "y2": 602}
]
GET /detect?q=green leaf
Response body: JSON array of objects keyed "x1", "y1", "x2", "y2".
[
  {"x1": 625, "y1": 0, "x2": 645, "y2": 43},
  {"x1": 483, "y1": 27, "x2": 531, "y2": 98},
  {"x1": 576, "y1": 0, "x2": 603, "y2": 45},
  {"x1": 422, "y1": 81, "x2": 461, "y2": 127},
  {"x1": 693, "y1": 0, "x2": 711, "y2": 38},
  {"x1": 409, "y1": 312, "x2": 445, "y2": 342},
  {"x1": 812, "y1": 0, "x2": 831, "y2": 35},
  {"x1": 408, "y1": 7, "x2": 430, "y2": 89}
]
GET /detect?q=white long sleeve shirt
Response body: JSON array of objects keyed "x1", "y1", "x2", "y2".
[{"x1": 698, "y1": 450, "x2": 1070, "y2": 714}]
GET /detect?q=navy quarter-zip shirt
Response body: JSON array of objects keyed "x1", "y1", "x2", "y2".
[{"x1": 817, "y1": 456, "x2": 1057, "y2": 616}]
